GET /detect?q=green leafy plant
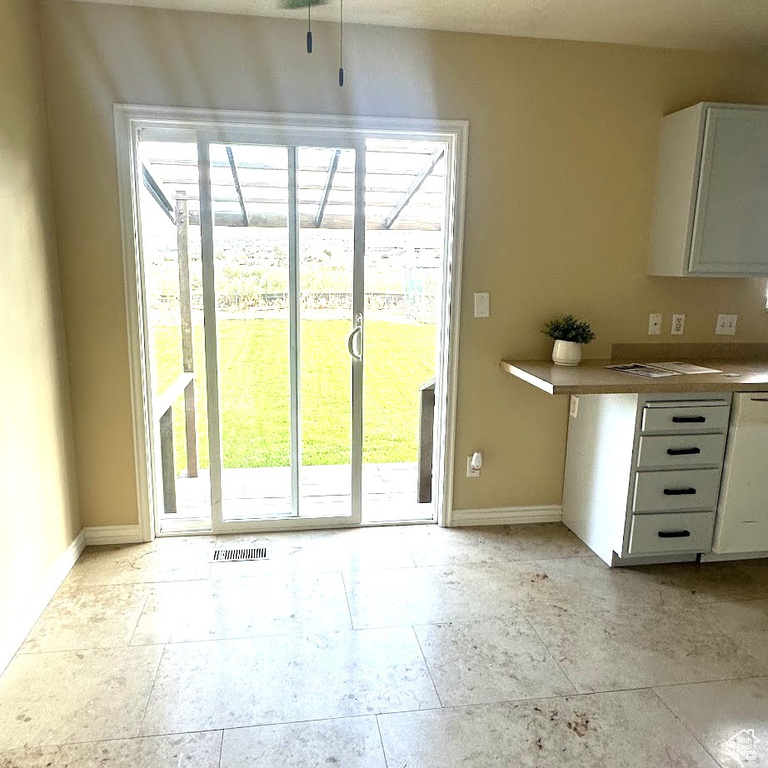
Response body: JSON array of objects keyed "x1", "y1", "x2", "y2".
[{"x1": 542, "y1": 315, "x2": 596, "y2": 345}]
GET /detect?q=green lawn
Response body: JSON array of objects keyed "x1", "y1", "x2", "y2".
[{"x1": 152, "y1": 318, "x2": 436, "y2": 470}]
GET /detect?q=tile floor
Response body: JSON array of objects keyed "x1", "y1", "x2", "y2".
[{"x1": 1, "y1": 523, "x2": 768, "y2": 766}]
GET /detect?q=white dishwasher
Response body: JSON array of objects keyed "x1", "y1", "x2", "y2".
[{"x1": 712, "y1": 392, "x2": 768, "y2": 556}]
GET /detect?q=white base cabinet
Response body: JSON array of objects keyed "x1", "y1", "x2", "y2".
[
  {"x1": 712, "y1": 394, "x2": 768, "y2": 556},
  {"x1": 562, "y1": 392, "x2": 731, "y2": 566}
]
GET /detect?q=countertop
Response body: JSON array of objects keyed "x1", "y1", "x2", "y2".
[{"x1": 500, "y1": 358, "x2": 768, "y2": 395}]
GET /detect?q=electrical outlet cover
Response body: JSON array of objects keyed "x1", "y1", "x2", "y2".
[
  {"x1": 671, "y1": 314, "x2": 685, "y2": 335},
  {"x1": 648, "y1": 313, "x2": 662, "y2": 336},
  {"x1": 716, "y1": 314, "x2": 738, "y2": 336}
]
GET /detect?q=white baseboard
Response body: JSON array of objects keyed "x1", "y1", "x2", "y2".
[
  {"x1": 450, "y1": 505, "x2": 563, "y2": 526},
  {"x1": 83, "y1": 524, "x2": 142, "y2": 546},
  {"x1": 0, "y1": 529, "x2": 86, "y2": 675}
]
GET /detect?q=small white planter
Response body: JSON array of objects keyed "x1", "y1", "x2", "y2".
[{"x1": 552, "y1": 340, "x2": 583, "y2": 367}]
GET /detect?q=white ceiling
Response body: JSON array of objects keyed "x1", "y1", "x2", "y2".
[{"x1": 69, "y1": 0, "x2": 768, "y2": 51}]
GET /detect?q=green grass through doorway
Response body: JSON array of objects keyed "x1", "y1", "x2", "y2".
[{"x1": 153, "y1": 319, "x2": 437, "y2": 470}]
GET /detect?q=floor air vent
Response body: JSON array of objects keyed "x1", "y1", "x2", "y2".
[{"x1": 212, "y1": 545, "x2": 270, "y2": 562}]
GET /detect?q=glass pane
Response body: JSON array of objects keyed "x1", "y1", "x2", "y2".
[
  {"x1": 137, "y1": 139, "x2": 211, "y2": 526},
  {"x1": 362, "y1": 138, "x2": 447, "y2": 523},
  {"x1": 210, "y1": 143, "x2": 293, "y2": 520},
  {"x1": 298, "y1": 147, "x2": 356, "y2": 517}
]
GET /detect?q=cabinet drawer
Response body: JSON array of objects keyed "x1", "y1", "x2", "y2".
[
  {"x1": 628, "y1": 512, "x2": 715, "y2": 555},
  {"x1": 636, "y1": 434, "x2": 726, "y2": 469},
  {"x1": 633, "y1": 468, "x2": 722, "y2": 513},
  {"x1": 641, "y1": 403, "x2": 730, "y2": 434}
]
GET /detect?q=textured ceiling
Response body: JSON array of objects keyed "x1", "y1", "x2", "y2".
[{"x1": 65, "y1": 0, "x2": 768, "y2": 51}]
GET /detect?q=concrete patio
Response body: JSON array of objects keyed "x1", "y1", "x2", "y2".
[{"x1": 173, "y1": 462, "x2": 434, "y2": 525}]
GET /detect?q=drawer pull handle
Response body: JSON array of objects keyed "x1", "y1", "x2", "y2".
[
  {"x1": 658, "y1": 530, "x2": 691, "y2": 538},
  {"x1": 666, "y1": 447, "x2": 701, "y2": 456},
  {"x1": 672, "y1": 416, "x2": 706, "y2": 423},
  {"x1": 663, "y1": 487, "x2": 697, "y2": 496}
]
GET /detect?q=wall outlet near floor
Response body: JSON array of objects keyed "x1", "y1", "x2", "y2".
[
  {"x1": 570, "y1": 395, "x2": 579, "y2": 418},
  {"x1": 648, "y1": 313, "x2": 663, "y2": 335},
  {"x1": 466, "y1": 454, "x2": 482, "y2": 478},
  {"x1": 671, "y1": 313, "x2": 686, "y2": 335},
  {"x1": 716, "y1": 314, "x2": 738, "y2": 336}
]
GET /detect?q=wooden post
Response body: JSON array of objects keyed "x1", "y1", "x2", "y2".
[
  {"x1": 159, "y1": 406, "x2": 178, "y2": 514},
  {"x1": 417, "y1": 378, "x2": 436, "y2": 504},
  {"x1": 176, "y1": 192, "x2": 198, "y2": 478}
]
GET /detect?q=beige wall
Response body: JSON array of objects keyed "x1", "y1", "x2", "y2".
[
  {"x1": 0, "y1": 0, "x2": 80, "y2": 651},
  {"x1": 39, "y1": 0, "x2": 768, "y2": 526}
]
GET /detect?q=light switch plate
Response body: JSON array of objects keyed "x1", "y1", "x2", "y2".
[
  {"x1": 648, "y1": 313, "x2": 662, "y2": 335},
  {"x1": 716, "y1": 314, "x2": 738, "y2": 336},
  {"x1": 474, "y1": 292, "x2": 490, "y2": 318},
  {"x1": 569, "y1": 395, "x2": 579, "y2": 418},
  {"x1": 671, "y1": 314, "x2": 686, "y2": 335}
]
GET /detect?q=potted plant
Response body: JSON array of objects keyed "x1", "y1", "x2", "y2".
[{"x1": 542, "y1": 315, "x2": 596, "y2": 366}]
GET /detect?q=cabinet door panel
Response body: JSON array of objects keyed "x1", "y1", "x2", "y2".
[
  {"x1": 689, "y1": 108, "x2": 768, "y2": 275},
  {"x1": 714, "y1": 395, "x2": 768, "y2": 554}
]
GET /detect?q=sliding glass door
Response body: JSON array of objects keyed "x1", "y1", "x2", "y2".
[
  {"x1": 197, "y1": 131, "x2": 365, "y2": 530},
  {"x1": 129, "y1": 110, "x2": 462, "y2": 537}
]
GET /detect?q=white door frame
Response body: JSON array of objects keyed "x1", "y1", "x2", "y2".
[{"x1": 114, "y1": 104, "x2": 468, "y2": 540}]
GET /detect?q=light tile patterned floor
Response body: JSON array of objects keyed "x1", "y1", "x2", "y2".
[{"x1": 2, "y1": 523, "x2": 768, "y2": 766}]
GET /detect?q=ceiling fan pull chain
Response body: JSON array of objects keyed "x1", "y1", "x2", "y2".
[
  {"x1": 338, "y1": 0, "x2": 344, "y2": 86},
  {"x1": 307, "y1": 1, "x2": 313, "y2": 53}
]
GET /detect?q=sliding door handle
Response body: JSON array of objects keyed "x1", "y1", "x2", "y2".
[{"x1": 347, "y1": 324, "x2": 363, "y2": 361}]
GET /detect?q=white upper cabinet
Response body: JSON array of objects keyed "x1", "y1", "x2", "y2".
[{"x1": 648, "y1": 103, "x2": 768, "y2": 277}]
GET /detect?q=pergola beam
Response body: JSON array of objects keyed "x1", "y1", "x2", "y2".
[
  {"x1": 142, "y1": 163, "x2": 175, "y2": 224},
  {"x1": 383, "y1": 147, "x2": 444, "y2": 230},
  {"x1": 225, "y1": 146, "x2": 249, "y2": 227},
  {"x1": 314, "y1": 150, "x2": 341, "y2": 227}
]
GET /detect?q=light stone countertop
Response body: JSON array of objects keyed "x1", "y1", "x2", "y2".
[{"x1": 500, "y1": 358, "x2": 768, "y2": 395}]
